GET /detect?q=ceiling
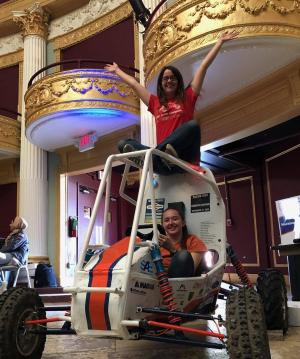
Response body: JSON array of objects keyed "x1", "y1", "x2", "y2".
[{"x1": 201, "y1": 116, "x2": 300, "y2": 175}]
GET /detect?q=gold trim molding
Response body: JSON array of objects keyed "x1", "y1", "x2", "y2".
[
  {"x1": 13, "y1": 3, "x2": 49, "y2": 39},
  {"x1": 0, "y1": 50, "x2": 23, "y2": 69},
  {"x1": 144, "y1": 0, "x2": 300, "y2": 83},
  {"x1": 53, "y1": 2, "x2": 132, "y2": 50},
  {"x1": 0, "y1": 116, "x2": 21, "y2": 154},
  {"x1": 25, "y1": 69, "x2": 139, "y2": 126}
]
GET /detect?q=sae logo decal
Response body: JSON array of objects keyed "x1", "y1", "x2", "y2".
[{"x1": 145, "y1": 198, "x2": 165, "y2": 223}]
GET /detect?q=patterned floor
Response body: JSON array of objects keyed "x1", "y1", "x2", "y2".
[
  {"x1": 42, "y1": 326, "x2": 300, "y2": 359},
  {"x1": 42, "y1": 298, "x2": 300, "y2": 359}
]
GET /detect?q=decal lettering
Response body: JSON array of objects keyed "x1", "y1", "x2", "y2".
[
  {"x1": 140, "y1": 260, "x2": 153, "y2": 273},
  {"x1": 134, "y1": 281, "x2": 154, "y2": 290},
  {"x1": 191, "y1": 193, "x2": 210, "y2": 213},
  {"x1": 130, "y1": 288, "x2": 146, "y2": 295}
]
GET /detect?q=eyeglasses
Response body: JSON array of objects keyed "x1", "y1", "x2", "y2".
[{"x1": 162, "y1": 76, "x2": 178, "y2": 83}]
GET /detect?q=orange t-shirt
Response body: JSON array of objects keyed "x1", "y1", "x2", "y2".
[{"x1": 160, "y1": 234, "x2": 207, "y2": 271}]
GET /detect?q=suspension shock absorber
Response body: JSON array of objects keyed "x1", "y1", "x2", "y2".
[
  {"x1": 150, "y1": 244, "x2": 181, "y2": 324},
  {"x1": 226, "y1": 244, "x2": 253, "y2": 288}
]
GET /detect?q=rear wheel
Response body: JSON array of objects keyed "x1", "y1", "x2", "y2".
[
  {"x1": 226, "y1": 287, "x2": 271, "y2": 359},
  {"x1": 0, "y1": 287, "x2": 46, "y2": 359},
  {"x1": 257, "y1": 268, "x2": 288, "y2": 334}
]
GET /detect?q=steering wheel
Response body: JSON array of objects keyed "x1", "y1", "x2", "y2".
[{"x1": 125, "y1": 224, "x2": 165, "y2": 241}]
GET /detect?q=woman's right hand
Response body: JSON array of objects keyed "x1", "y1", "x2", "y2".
[
  {"x1": 158, "y1": 234, "x2": 175, "y2": 252},
  {"x1": 104, "y1": 62, "x2": 119, "y2": 73}
]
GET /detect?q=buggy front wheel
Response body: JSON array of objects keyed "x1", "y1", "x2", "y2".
[
  {"x1": 226, "y1": 287, "x2": 271, "y2": 359},
  {"x1": 0, "y1": 288, "x2": 46, "y2": 359}
]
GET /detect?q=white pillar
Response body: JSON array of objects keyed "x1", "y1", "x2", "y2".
[
  {"x1": 138, "y1": 0, "x2": 161, "y2": 147},
  {"x1": 13, "y1": 4, "x2": 49, "y2": 260}
]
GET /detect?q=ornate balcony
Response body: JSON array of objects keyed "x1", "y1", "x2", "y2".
[
  {"x1": 143, "y1": 0, "x2": 300, "y2": 145},
  {"x1": 25, "y1": 64, "x2": 140, "y2": 151},
  {"x1": 0, "y1": 111, "x2": 21, "y2": 157}
]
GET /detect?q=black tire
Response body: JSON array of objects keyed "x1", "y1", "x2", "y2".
[
  {"x1": 0, "y1": 287, "x2": 46, "y2": 359},
  {"x1": 257, "y1": 268, "x2": 288, "y2": 333},
  {"x1": 226, "y1": 287, "x2": 271, "y2": 359}
]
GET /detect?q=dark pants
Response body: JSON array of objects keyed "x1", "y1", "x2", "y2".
[
  {"x1": 168, "y1": 250, "x2": 194, "y2": 278},
  {"x1": 118, "y1": 120, "x2": 201, "y2": 174}
]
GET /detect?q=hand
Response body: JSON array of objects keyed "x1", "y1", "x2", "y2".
[
  {"x1": 104, "y1": 62, "x2": 119, "y2": 73},
  {"x1": 158, "y1": 234, "x2": 174, "y2": 251},
  {"x1": 219, "y1": 30, "x2": 239, "y2": 43}
]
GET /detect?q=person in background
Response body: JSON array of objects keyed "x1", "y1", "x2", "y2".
[
  {"x1": 0, "y1": 216, "x2": 29, "y2": 291},
  {"x1": 158, "y1": 207, "x2": 207, "y2": 277},
  {"x1": 105, "y1": 31, "x2": 237, "y2": 172}
]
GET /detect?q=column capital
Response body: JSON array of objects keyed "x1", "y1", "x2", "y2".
[{"x1": 13, "y1": 2, "x2": 49, "y2": 39}]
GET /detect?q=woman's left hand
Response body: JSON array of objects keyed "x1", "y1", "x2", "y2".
[{"x1": 219, "y1": 30, "x2": 239, "y2": 42}]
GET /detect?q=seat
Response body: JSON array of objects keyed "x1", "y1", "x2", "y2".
[{"x1": 0, "y1": 262, "x2": 32, "y2": 288}]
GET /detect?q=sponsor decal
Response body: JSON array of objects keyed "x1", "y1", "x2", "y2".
[
  {"x1": 178, "y1": 284, "x2": 187, "y2": 292},
  {"x1": 130, "y1": 288, "x2": 146, "y2": 295},
  {"x1": 140, "y1": 260, "x2": 153, "y2": 273},
  {"x1": 191, "y1": 193, "x2": 210, "y2": 213},
  {"x1": 134, "y1": 281, "x2": 154, "y2": 290},
  {"x1": 145, "y1": 198, "x2": 165, "y2": 223}
]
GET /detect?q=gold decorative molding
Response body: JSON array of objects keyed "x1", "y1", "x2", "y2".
[
  {"x1": 0, "y1": 158, "x2": 19, "y2": 185},
  {"x1": 25, "y1": 69, "x2": 139, "y2": 126},
  {"x1": 0, "y1": 115, "x2": 21, "y2": 154},
  {"x1": 0, "y1": 1, "x2": 89, "y2": 37},
  {"x1": 265, "y1": 144, "x2": 300, "y2": 267},
  {"x1": 217, "y1": 176, "x2": 260, "y2": 267},
  {"x1": 144, "y1": 0, "x2": 300, "y2": 82},
  {"x1": 52, "y1": 2, "x2": 132, "y2": 50},
  {"x1": 198, "y1": 59, "x2": 300, "y2": 147},
  {"x1": 0, "y1": 50, "x2": 23, "y2": 69},
  {"x1": 13, "y1": 2, "x2": 49, "y2": 39}
]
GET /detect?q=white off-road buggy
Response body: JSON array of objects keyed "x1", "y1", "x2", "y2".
[{"x1": 0, "y1": 148, "x2": 273, "y2": 359}]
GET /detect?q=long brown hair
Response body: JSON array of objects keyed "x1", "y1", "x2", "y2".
[
  {"x1": 161, "y1": 207, "x2": 189, "y2": 249},
  {"x1": 157, "y1": 66, "x2": 185, "y2": 106}
]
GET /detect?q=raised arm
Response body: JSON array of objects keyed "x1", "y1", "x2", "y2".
[
  {"x1": 190, "y1": 30, "x2": 238, "y2": 95},
  {"x1": 105, "y1": 62, "x2": 151, "y2": 106}
]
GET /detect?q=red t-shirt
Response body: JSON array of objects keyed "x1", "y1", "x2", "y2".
[
  {"x1": 148, "y1": 86, "x2": 198, "y2": 144},
  {"x1": 160, "y1": 234, "x2": 207, "y2": 271}
]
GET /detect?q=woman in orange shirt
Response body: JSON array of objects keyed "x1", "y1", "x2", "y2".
[{"x1": 158, "y1": 207, "x2": 207, "y2": 277}]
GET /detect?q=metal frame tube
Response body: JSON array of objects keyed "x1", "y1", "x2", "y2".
[
  {"x1": 119, "y1": 149, "x2": 153, "y2": 326},
  {"x1": 103, "y1": 168, "x2": 112, "y2": 243},
  {"x1": 77, "y1": 155, "x2": 114, "y2": 269}
]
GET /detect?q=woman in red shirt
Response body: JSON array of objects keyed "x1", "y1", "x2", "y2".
[
  {"x1": 105, "y1": 31, "x2": 237, "y2": 172},
  {"x1": 158, "y1": 207, "x2": 207, "y2": 277}
]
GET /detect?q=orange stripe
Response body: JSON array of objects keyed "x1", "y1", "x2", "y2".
[{"x1": 88, "y1": 236, "x2": 139, "y2": 330}]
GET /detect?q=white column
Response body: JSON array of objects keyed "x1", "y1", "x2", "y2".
[
  {"x1": 139, "y1": 0, "x2": 161, "y2": 147},
  {"x1": 14, "y1": 4, "x2": 49, "y2": 259}
]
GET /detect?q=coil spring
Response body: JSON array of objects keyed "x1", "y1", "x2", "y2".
[
  {"x1": 157, "y1": 272, "x2": 181, "y2": 324},
  {"x1": 231, "y1": 257, "x2": 253, "y2": 288}
]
